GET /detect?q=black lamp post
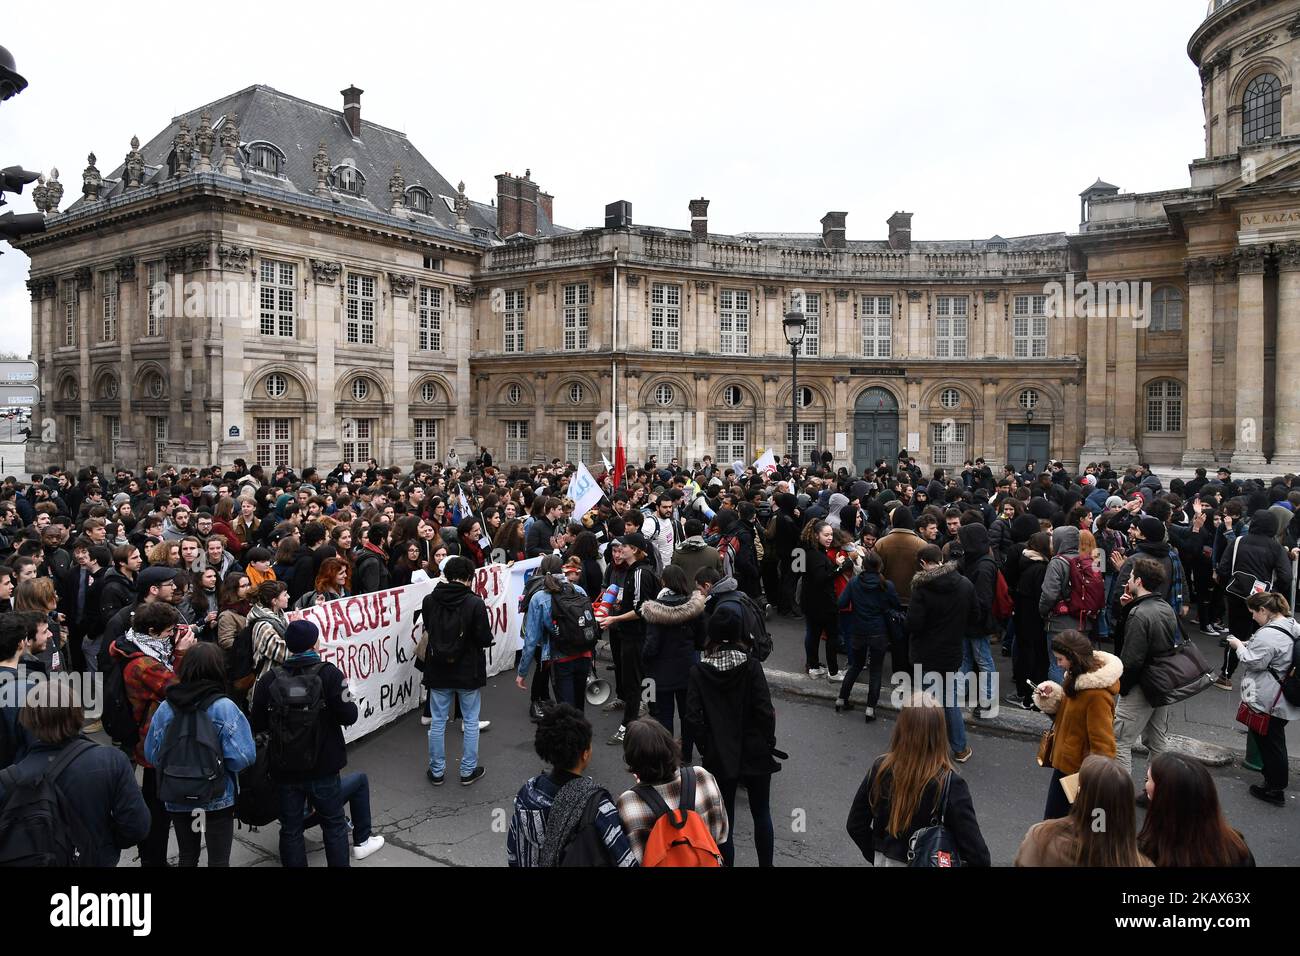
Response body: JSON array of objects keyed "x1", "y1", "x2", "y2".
[{"x1": 783, "y1": 310, "x2": 807, "y2": 467}]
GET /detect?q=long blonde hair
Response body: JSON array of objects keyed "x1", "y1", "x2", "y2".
[{"x1": 869, "y1": 694, "x2": 954, "y2": 836}]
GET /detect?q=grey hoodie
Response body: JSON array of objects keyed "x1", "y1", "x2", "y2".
[{"x1": 1039, "y1": 525, "x2": 1081, "y2": 630}]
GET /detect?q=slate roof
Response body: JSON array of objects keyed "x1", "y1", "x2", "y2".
[
  {"x1": 708, "y1": 228, "x2": 1067, "y2": 252},
  {"x1": 76, "y1": 84, "x2": 566, "y2": 240}
]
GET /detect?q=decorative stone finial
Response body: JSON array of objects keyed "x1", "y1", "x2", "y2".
[
  {"x1": 454, "y1": 180, "x2": 470, "y2": 233},
  {"x1": 389, "y1": 162, "x2": 406, "y2": 214},
  {"x1": 313, "y1": 141, "x2": 330, "y2": 197},
  {"x1": 173, "y1": 118, "x2": 193, "y2": 176},
  {"x1": 124, "y1": 135, "x2": 144, "y2": 190},
  {"x1": 219, "y1": 113, "x2": 241, "y2": 176},
  {"x1": 194, "y1": 111, "x2": 214, "y2": 173},
  {"x1": 82, "y1": 153, "x2": 102, "y2": 201},
  {"x1": 45, "y1": 168, "x2": 62, "y2": 212},
  {"x1": 30, "y1": 173, "x2": 47, "y2": 213}
]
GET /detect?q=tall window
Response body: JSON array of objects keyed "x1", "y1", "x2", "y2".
[
  {"x1": 799, "y1": 292, "x2": 821, "y2": 357},
  {"x1": 1243, "y1": 73, "x2": 1282, "y2": 145},
  {"x1": 255, "y1": 418, "x2": 292, "y2": 468},
  {"x1": 342, "y1": 418, "x2": 373, "y2": 463},
  {"x1": 504, "y1": 289, "x2": 525, "y2": 353},
  {"x1": 564, "y1": 421, "x2": 592, "y2": 465},
  {"x1": 563, "y1": 283, "x2": 590, "y2": 350},
  {"x1": 1149, "y1": 287, "x2": 1183, "y2": 332},
  {"x1": 1146, "y1": 380, "x2": 1184, "y2": 433},
  {"x1": 861, "y1": 295, "x2": 892, "y2": 357},
  {"x1": 934, "y1": 295, "x2": 968, "y2": 358},
  {"x1": 930, "y1": 421, "x2": 969, "y2": 467},
  {"x1": 106, "y1": 415, "x2": 121, "y2": 460},
  {"x1": 345, "y1": 273, "x2": 376, "y2": 345},
  {"x1": 147, "y1": 261, "x2": 165, "y2": 337},
  {"x1": 101, "y1": 272, "x2": 118, "y2": 342},
  {"x1": 786, "y1": 423, "x2": 818, "y2": 466},
  {"x1": 716, "y1": 422, "x2": 747, "y2": 464},
  {"x1": 1013, "y1": 294, "x2": 1048, "y2": 358},
  {"x1": 418, "y1": 286, "x2": 443, "y2": 351},
  {"x1": 62, "y1": 281, "x2": 76, "y2": 347},
  {"x1": 647, "y1": 417, "x2": 678, "y2": 463},
  {"x1": 259, "y1": 260, "x2": 296, "y2": 337},
  {"x1": 413, "y1": 419, "x2": 439, "y2": 460},
  {"x1": 650, "y1": 283, "x2": 681, "y2": 351},
  {"x1": 150, "y1": 416, "x2": 169, "y2": 463},
  {"x1": 719, "y1": 289, "x2": 750, "y2": 355},
  {"x1": 505, "y1": 421, "x2": 529, "y2": 462}
]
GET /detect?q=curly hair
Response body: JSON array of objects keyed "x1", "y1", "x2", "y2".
[{"x1": 533, "y1": 702, "x2": 593, "y2": 771}]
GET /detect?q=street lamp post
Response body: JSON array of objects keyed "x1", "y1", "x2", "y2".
[{"x1": 783, "y1": 310, "x2": 807, "y2": 468}]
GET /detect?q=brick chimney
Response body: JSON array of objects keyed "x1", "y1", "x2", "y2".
[
  {"x1": 341, "y1": 85, "x2": 364, "y2": 137},
  {"x1": 495, "y1": 173, "x2": 521, "y2": 237},
  {"x1": 518, "y1": 170, "x2": 539, "y2": 237},
  {"x1": 689, "y1": 198, "x2": 710, "y2": 241},
  {"x1": 821, "y1": 211, "x2": 847, "y2": 249},
  {"x1": 887, "y1": 211, "x2": 912, "y2": 251},
  {"x1": 538, "y1": 190, "x2": 554, "y2": 225}
]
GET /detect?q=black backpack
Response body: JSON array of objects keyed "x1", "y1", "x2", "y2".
[
  {"x1": 0, "y1": 739, "x2": 98, "y2": 866},
  {"x1": 556, "y1": 789, "x2": 614, "y2": 867},
  {"x1": 550, "y1": 584, "x2": 599, "y2": 657},
  {"x1": 227, "y1": 619, "x2": 256, "y2": 688},
  {"x1": 712, "y1": 590, "x2": 772, "y2": 662},
  {"x1": 1263, "y1": 625, "x2": 1300, "y2": 707},
  {"x1": 427, "y1": 605, "x2": 469, "y2": 666},
  {"x1": 100, "y1": 643, "x2": 141, "y2": 754},
  {"x1": 234, "y1": 733, "x2": 279, "y2": 827},
  {"x1": 154, "y1": 691, "x2": 227, "y2": 807},
  {"x1": 266, "y1": 662, "x2": 326, "y2": 775}
]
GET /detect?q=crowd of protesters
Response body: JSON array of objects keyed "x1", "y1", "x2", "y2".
[{"x1": 0, "y1": 446, "x2": 1293, "y2": 867}]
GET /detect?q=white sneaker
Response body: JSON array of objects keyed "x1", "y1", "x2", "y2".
[
  {"x1": 808, "y1": 667, "x2": 827, "y2": 679},
  {"x1": 352, "y1": 835, "x2": 385, "y2": 861},
  {"x1": 827, "y1": 671, "x2": 843, "y2": 684},
  {"x1": 421, "y1": 715, "x2": 432, "y2": 727},
  {"x1": 477, "y1": 720, "x2": 491, "y2": 732}
]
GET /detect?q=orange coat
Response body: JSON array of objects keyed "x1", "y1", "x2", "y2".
[{"x1": 1032, "y1": 651, "x2": 1121, "y2": 776}]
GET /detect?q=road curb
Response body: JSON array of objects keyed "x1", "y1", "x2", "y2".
[{"x1": 762, "y1": 667, "x2": 1241, "y2": 769}]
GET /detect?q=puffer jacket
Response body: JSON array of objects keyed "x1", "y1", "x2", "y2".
[
  {"x1": 641, "y1": 590, "x2": 707, "y2": 692},
  {"x1": 1032, "y1": 651, "x2": 1121, "y2": 775},
  {"x1": 838, "y1": 570, "x2": 900, "y2": 650},
  {"x1": 906, "y1": 561, "x2": 978, "y2": 674},
  {"x1": 1237, "y1": 616, "x2": 1300, "y2": 720}
]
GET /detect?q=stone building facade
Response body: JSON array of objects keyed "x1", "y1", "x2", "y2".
[{"x1": 13, "y1": 0, "x2": 1300, "y2": 474}]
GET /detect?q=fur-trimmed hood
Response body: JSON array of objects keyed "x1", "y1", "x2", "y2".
[
  {"x1": 1034, "y1": 650, "x2": 1121, "y2": 714},
  {"x1": 911, "y1": 560, "x2": 961, "y2": 590},
  {"x1": 639, "y1": 589, "x2": 706, "y2": 625}
]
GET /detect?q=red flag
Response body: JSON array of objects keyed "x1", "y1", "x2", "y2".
[{"x1": 614, "y1": 435, "x2": 627, "y2": 490}]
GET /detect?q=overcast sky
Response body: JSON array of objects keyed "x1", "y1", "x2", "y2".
[{"x1": 0, "y1": 0, "x2": 1209, "y2": 354}]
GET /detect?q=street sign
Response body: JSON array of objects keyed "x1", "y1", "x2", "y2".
[
  {"x1": 0, "y1": 385, "x2": 39, "y2": 407},
  {"x1": 0, "y1": 360, "x2": 37, "y2": 384}
]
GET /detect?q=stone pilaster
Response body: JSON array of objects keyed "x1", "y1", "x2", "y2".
[
  {"x1": 1270, "y1": 244, "x2": 1300, "y2": 469},
  {"x1": 311, "y1": 260, "x2": 342, "y2": 464},
  {"x1": 388, "y1": 274, "x2": 415, "y2": 464},
  {"x1": 1231, "y1": 245, "x2": 1268, "y2": 468},
  {"x1": 216, "y1": 247, "x2": 252, "y2": 466},
  {"x1": 453, "y1": 285, "x2": 475, "y2": 445},
  {"x1": 1182, "y1": 257, "x2": 1217, "y2": 466},
  {"x1": 1110, "y1": 284, "x2": 1139, "y2": 462}
]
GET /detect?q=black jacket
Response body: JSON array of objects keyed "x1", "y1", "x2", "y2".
[
  {"x1": 287, "y1": 544, "x2": 317, "y2": 603},
  {"x1": 906, "y1": 561, "x2": 978, "y2": 674},
  {"x1": 686, "y1": 649, "x2": 778, "y2": 780},
  {"x1": 838, "y1": 571, "x2": 900, "y2": 648},
  {"x1": 641, "y1": 591, "x2": 707, "y2": 693},
  {"x1": 1013, "y1": 552, "x2": 1050, "y2": 654},
  {"x1": 353, "y1": 546, "x2": 391, "y2": 596},
  {"x1": 524, "y1": 516, "x2": 557, "y2": 560},
  {"x1": 250, "y1": 654, "x2": 357, "y2": 782},
  {"x1": 92, "y1": 570, "x2": 135, "y2": 639},
  {"x1": 419, "y1": 581, "x2": 493, "y2": 690},
  {"x1": 847, "y1": 761, "x2": 991, "y2": 866},
  {"x1": 1215, "y1": 525, "x2": 1292, "y2": 599},
  {"x1": 614, "y1": 559, "x2": 659, "y2": 643},
  {"x1": 0, "y1": 737, "x2": 151, "y2": 866},
  {"x1": 801, "y1": 546, "x2": 843, "y2": 627},
  {"x1": 1109, "y1": 540, "x2": 1178, "y2": 624}
]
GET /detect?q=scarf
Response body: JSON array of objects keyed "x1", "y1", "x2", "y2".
[
  {"x1": 539, "y1": 776, "x2": 602, "y2": 867},
  {"x1": 129, "y1": 628, "x2": 175, "y2": 670}
]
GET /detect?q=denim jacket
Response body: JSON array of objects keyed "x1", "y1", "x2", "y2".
[
  {"x1": 518, "y1": 581, "x2": 588, "y2": 679},
  {"x1": 143, "y1": 694, "x2": 257, "y2": 812}
]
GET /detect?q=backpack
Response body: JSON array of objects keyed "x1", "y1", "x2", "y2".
[
  {"x1": 266, "y1": 662, "x2": 326, "y2": 775},
  {"x1": 234, "y1": 733, "x2": 279, "y2": 827},
  {"x1": 712, "y1": 590, "x2": 772, "y2": 662},
  {"x1": 556, "y1": 789, "x2": 615, "y2": 867},
  {"x1": 154, "y1": 692, "x2": 227, "y2": 807},
  {"x1": 426, "y1": 604, "x2": 469, "y2": 666},
  {"x1": 716, "y1": 534, "x2": 740, "y2": 579},
  {"x1": 635, "y1": 767, "x2": 723, "y2": 867},
  {"x1": 227, "y1": 619, "x2": 256, "y2": 692},
  {"x1": 992, "y1": 570, "x2": 1014, "y2": 622},
  {"x1": 1053, "y1": 555, "x2": 1105, "y2": 625},
  {"x1": 0, "y1": 739, "x2": 98, "y2": 866},
  {"x1": 100, "y1": 644, "x2": 141, "y2": 754},
  {"x1": 550, "y1": 583, "x2": 599, "y2": 657},
  {"x1": 1260, "y1": 624, "x2": 1300, "y2": 707}
]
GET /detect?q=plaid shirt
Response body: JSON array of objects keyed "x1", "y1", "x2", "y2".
[{"x1": 617, "y1": 767, "x2": 729, "y2": 863}]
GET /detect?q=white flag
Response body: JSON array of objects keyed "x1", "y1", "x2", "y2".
[
  {"x1": 601, "y1": 454, "x2": 614, "y2": 475},
  {"x1": 753, "y1": 448, "x2": 778, "y2": 476},
  {"x1": 569, "y1": 462, "x2": 604, "y2": 518},
  {"x1": 731, "y1": 459, "x2": 746, "y2": 477},
  {"x1": 458, "y1": 489, "x2": 474, "y2": 522}
]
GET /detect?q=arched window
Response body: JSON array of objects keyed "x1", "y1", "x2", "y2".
[
  {"x1": 331, "y1": 164, "x2": 365, "y2": 196},
  {"x1": 1243, "y1": 74, "x2": 1282, "y2": 144},
  {"x1": 506, "y1": 384, "x2": 522, "y2": 405},
  {"x1": 1149, "y1": 287, "x2": 1183, "y2": 332},
  {"x1": 655, "y1": 384, "x2": 674, "y2": 406},
  {"x1": 265, "y1": 373, "x2": 288, "y2": 399},
  {"x1": 350, "y1": 378, "x2": 371, "y2": 401},
  {"x1": 248, "y1": 142, "x2": 285, "y2": 176},
  {"x1": 940, "y1": 388, "x2": 961, "y2": 409},
  {"x1": 419, "y1": 381, "x2": 439, "y2": 404},
  {"x1": 1146, "y1": 380, "x2": 1183, "y2": 433},
  {"x1": 1018, "y1": 388, "x2": 1039, "y2": 411},
  {"x1": 723, "y1": 385, "x2": 743, "y2": 407},
  {"x1": 407, "y1": 187, "x2": 433, "y2": 214}
]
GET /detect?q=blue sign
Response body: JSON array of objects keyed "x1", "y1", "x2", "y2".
[{"x1": 228, "y1": 426, "x2": 241, "y2": 438}]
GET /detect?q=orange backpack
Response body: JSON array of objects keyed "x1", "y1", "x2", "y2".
[{"x1": 634, "y1": 768, "x2": 723, "y2": 867}]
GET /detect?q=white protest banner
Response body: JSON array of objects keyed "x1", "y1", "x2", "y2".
[
  {"x1": 568, "y1": 461, "x2": 604, "y2": 518},
  {"x1": 286, "y1": 557, "x2": 541, "y2": 743},
  {"x1": 753, "y1": 448, "x2": 778, "y2": 476}
]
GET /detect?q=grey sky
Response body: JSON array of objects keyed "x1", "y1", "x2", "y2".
[{"x1": 0, "y1": 0, "x2": 1209, "y2": 354}]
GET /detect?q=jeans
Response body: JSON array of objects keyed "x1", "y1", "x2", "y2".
[
  {"x1": 718, "y1": 774, "x2": 774, "y2": 867},
  {"x1": 138, "y1": 767, "x2": 171, "y2": 867},
  {"x1": 170, "y1": 806, "x2": 234, "y2": 866},
  {"x1": 945, "y1": 702, "x2": 968, "y2": 754},
  {"x1": 304, "y1": 771, "x2": 372, "y2": 845},
  {"x1": 960, "y1": 636, "x2": 996, "y2": 711},
  {"x1": 278, "y1": 774, "x2": 350, "y2": 867},
  {"x1": 1043, "y1": 770, "x2": 1070, "y2": 820},
  {"x1": 1113, "y1": 690, "x2": 1169, "y2": 774},
  {"x1": 83, "y1": 636, "x2": 102, "y2": 676},
  {"x1": 838, "y1": 633, "x2": 885, "y2": 708},
  {"x1": 1252, "y1": 716, "x2": 1289, "y2": 791},
  {"x1": 1045, "y1": 627, "x2": 1066, "y2": 683},
  {"x1": 428, "y1": 688, "x2": 481, "y2": 778},
  {"x1": 649, "y1": 687, "x2": 694, "y2": 763},
  {"x1": 551, "y1": 657, "x2": 592, "y2": 713}
]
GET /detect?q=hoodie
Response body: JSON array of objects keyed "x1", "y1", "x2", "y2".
[
  {"x1": 419, "y1": 579, "x2": 494, "y2": 690},
  {"x1": 685, "y1": 645, "x2": 779, "y2": 780},
  {"x1": 671, "y1": 536, "x2": 722, "y2": 585},
  {"x1": 824, "y1": 494, "x2": 850, "y2": 530},
  {"x1": 1039, "y1": 526, "x2": 1081, "y2": 630},
  {"x1": 958, "y1": 523, "x2": 997, "y2": 636}
]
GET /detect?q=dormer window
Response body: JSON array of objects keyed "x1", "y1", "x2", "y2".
[
  {"x1": 248, "y1": 142, "x2": 285, "y2": 176},
  {"x1": 331, "y1": 164, "x2": 365, "y2": 196},
  {"x1": 407, "y1": 187, "x2": 433, "y2": 214}
]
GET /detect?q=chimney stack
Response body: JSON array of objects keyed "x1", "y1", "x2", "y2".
[
  {"x1": 689, "y1": 197, "x2": 710, "y2": 241},
  {"x1": 538, "y1": 190, "x2": 554, "y2": 225},
  {"x1": 518, "y1": 169, "x2": 539, "y2": 237},
  {"x1": 821, "y1": 211, "x2": 847, "y2": 250},
  {"x1": 341, "y1": 85, "x2": 364, "y2": 138},
  {"x1": 887, "y1": 211, "x2": 912, "y2": 251},
  {"x1": 495, "y1": 173, "x2": 521, "y2": 237}
]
